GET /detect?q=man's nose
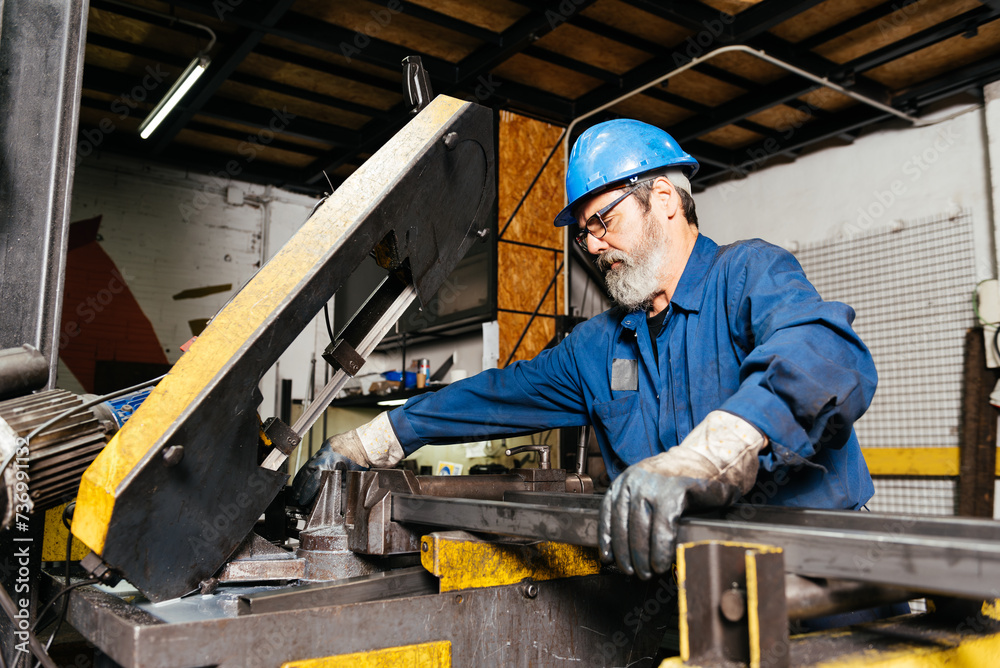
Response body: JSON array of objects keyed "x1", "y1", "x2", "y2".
[{"x1": 587, "y1": 233, "x2": 609, "y2": 255}]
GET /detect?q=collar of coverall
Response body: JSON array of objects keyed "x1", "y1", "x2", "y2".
[{"x1": 620, "y1": 233, "x2": 718, "y2": 330}]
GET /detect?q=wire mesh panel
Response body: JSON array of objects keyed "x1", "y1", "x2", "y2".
[{"x1": 793, "y1": 211, "x2": 977, "y2": 515}]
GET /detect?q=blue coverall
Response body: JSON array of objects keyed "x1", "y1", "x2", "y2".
[{"x1": 389, "y1": 234, "x2": 877, "y2": 510}]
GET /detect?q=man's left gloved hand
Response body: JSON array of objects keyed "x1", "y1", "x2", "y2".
[
  {"x1": 599, "y1": 410, "x2": 768, "y2": 579},
  {"x1": 291, "y1": 440, "x2": 367, "y2": 507}
]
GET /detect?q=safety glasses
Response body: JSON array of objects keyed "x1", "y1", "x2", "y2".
[{"x1": 574, "y1": 178, "x2": 647, "y2": 252}]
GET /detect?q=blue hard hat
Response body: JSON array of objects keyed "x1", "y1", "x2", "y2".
[{"x1": 554, "y1": 119, "x2": 699, "y2": 227}]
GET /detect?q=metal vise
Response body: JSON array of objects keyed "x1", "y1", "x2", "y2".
[{"x1": 345, "y1": 466, "x2": 593, "y2": 556}]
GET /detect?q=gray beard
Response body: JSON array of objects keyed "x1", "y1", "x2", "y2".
[{"x1": 597, "y1": 213, "x2": 666, "y2": 311}]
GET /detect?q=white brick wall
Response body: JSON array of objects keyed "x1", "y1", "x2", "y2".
[{"x1": 68, "y1": 153, "x2": 322, "y2": 417}]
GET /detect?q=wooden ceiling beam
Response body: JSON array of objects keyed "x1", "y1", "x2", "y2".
[
  {"x1": 894, "y1": 53, "x2": 1000, "y2": 108},
  {"x1": 251, "y1": 44, "x2": 399, "y2": 93},
  {"x1": 728, "y1": 0, "x2": 828, "y2": 42},
  {"x1": 796, "y1": 0, "x2": 917, "y2": 51},
  {"x1": 844, "y1": 4, "x2": 1000, "y2": 75},
  {"x1": 522, "y1": 46, "x2": 623, "y2": 87},
  {"x1": 619, "y1": 0, "x2": 728, "y2": 35},
  {"x1": 394, "y1": 1, "x2": 502, "y2": 45}
]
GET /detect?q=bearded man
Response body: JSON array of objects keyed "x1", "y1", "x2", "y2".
[{"x1": 311, "y1": 119, "x2": 878, "y2": 581}]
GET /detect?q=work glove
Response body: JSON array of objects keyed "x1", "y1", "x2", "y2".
[
  {"x1": 291, "y1": 440, "x2": 367, "y2": 507},
  {"x1": 322, "y1": 411, "x2": 405, "y2": 469},
  {"x1": 599, "y1": 410, "x2": 768, "y2": 579}
]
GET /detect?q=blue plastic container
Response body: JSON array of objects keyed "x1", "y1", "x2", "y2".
[{"x1": 382, "y1": 370, "x2": 417, "y2": 389}]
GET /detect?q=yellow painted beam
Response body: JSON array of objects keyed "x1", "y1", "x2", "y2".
[
  {"x1": 420, "y1": 531, "x2": 599, "y2": 592},
  {"x1": 660, "y1": 628, "x2": 1000, "y2": 668},
  {"x1": 861, "y1": 447, "x2": 961, "y2": 476},
  {"x1": 282, "y1": 641, "x2": 450, "y2": 668}
]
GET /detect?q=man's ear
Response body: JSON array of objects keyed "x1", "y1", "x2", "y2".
[{"x1": 652, "y1": 177, "x2": 679, "y2": 219}]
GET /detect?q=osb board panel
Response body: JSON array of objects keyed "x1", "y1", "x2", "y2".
[
  {"x1": 173, "y1": 129, "x2": 315, "y2": 168},
  {"x1": 665, "y1": 69, "x2": 746, "y2": 106},
  {"x1": 499, "y1": 311, "x2": 557, "y2": 366},
  {"x1": 190, "y1": 114, "x2": 334, "y2": 151},
  {"x1": 609, "y1": 94, "x2": 696, "y2": 129},
  {"x1": 87, "y1": 7, "x2": 211, "y2": 57},
  {"x1": 797, "y1": 87, "x2": 857, "y2": 113},
  {"x1": 498, "y1": 244, "x2": 562, "y2": 365},
  {"x1": 698, "y1": 124, "x2": 765, "y2": 149},
  {"x1": 498, "y1": 110, "x2": 565, "y2": 366},
  {"x1": 215, "y1": 81, "x2": 370, "y2": 130},
  {"x1": 259, "y1": 35, "x2": 400, "y2": 85},
  {"x1": 700, "y1": 0, "x2": 767, "y2": 16},
  {"x1": 498, "y1": 244, "x2": 561, "y2": 315},
  {"x1": 814, "y1": 0, "x2": 982, "y2": 64},
  {"x1": 581, "y1": 0, "x2": 691, "y2": 48},
  {"x1": 406, "y1": 0, "x2": 528, "y2": 32},
  {"x1": 535, "y1": 24, "x2": 652, "y2": 75},
  {"x1": 498, "y1": 111, "x2": 565, "y2": 249},
  {"x1": 702, "y1": 51, "x2": 787, "y2": 85},
  {"x1": 745, "y1": 104, "x2": 814, "y2": 131},
  {"x1": 768, "y1": 0, "x2": 886, "y2": 44},
  {"x1": 238, "y1": 53, "x2": 400, "y2": 111},
  {"x1": 492, "y1": 54, "x2": 604, "y2": 100},
  {"x1": 293, "y1": 0, "x2": 481, "y2": 63},
  {"x1": 866, "y1": 17, "x2": 1000, "y2": 89}
]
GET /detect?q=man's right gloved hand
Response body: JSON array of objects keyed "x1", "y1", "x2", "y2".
[{"x1": 598, "y1": 410, "x2": 768, "y2": 579}]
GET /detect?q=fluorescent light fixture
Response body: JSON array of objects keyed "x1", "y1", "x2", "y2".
[
  {"x1": 139, "y1": 56, "x2": 210, "y2": 139},
  {"x1": 376, "y1": 398, "x2": 408, "y2": 407}
]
